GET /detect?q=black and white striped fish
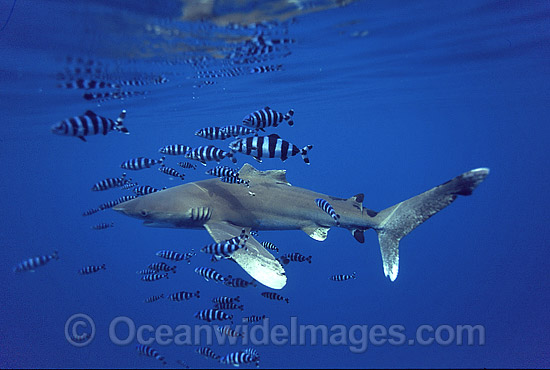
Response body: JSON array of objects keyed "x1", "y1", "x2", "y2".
[
  {"x1": 83, "y1": 90, "x2": 147, "y2": 103},
  {"x1": 13, "y1": 251, "x2": 59, "y2": 273},
  {"x1": 249, "y1": 64, "x2": 283, "y2": 73},
  {"x1": 185, "y1": 145, "x2": 237, "y2": 165},
  {"x1": 243, "y1": 348, "x2": 260, "y2": 362},
  {"x1": 201, "y1": 230, "x2": 248, "y2": 257},
  {"x1": 120, "y1": 156, "x2": 165, "y2": 170},
  {"x1": 140, "y1": 273, "x2": 169, "y2": 282},
  {"x1": 91, "y1": 222, "x2": 114, "y2": 230},
  {"x1": 195, "y1": 127, "x2": 231, "y2": 140},
  {"x1": 167, "y1": 290, "x2": 200, "y2": 302},
  {"x1": 136, "y1": 344, "x2": 167, "y2": 365},
  {"x1": 242, "y1": 106, "x2": 294, "y2": 129},
  {"x1": 242, "y1": 315, "x2": 266, "y2": 323},
  {"x1": 279, "y1": 252, "x2": 312, "y2": 264},
  {"x1": 133, "y1": 185, "x2": 162, "y2": 196},
  {"x1": 212, "y1": 296, "x2": 240, "y2": 304},
  {"x1": 224, "y1": 277, "x2": 257, "y2": 288},
  {"x1": 158, "y1": 164, "x2": 185, "y2": 180},
  {"x1": 144, "y1": 294, "x2": 164, "y2": 303},
  {"x1": 205, "y1": 165, "x2": 240, "y2": 179},
  {"x1": 51, "y1": 110, "x2": 128, "y2": 142},
  {"x1": 98, "y1": 195, "x2": 137, "y2": 210},
  {"x1": 229, "y1": 134, "x2": 313, "y2": 164},
  {"x1": 177, "y1": 161, "x2": 197, "y2": 170},
  {"x1": 148, "y1": 262, "x2": 177, "y2": 273},
  {"x1": 220, "y1": 176, "x2": 250, "y2": 188},
  {"x1": 136, "y1": 269, "x2": 158, "y2": 275},
  {"x1": 221, "y1": 125, "x2": 257, "y2": 138},
  {"x1": 194, "y1": 267, "x2": 226, "y2": 282},
  {"x1": 58, "y1": 78, "x2": 119, "y2": 90},
  {"x1": 216, "y1": 326, "x2": 241, "y2": 337},
  {"x1": 329, "y1": 272, "x2": 357, "y2": 281},
  {"x1": 315, "y1": 198, "x2": 341, "y2": 225},
  {"x1": 261, "y1": 291, "x2": 289, "y2": 303},
  {"x1": 159, "y1": 144, "x2": 192, "y2": 156},
  {"x1": 156, "y1": 249, "x2": 195, "y2": 263},
  {"x1": 82, "y1": 207, "x2": 100, "y2": 216},
  {"x1": 261, "y1": 241, "x2": 279, "y2": 252},
  {"x1": 196, "y1": 347, "x2": 220, "y2": 361},
  {"x1": 78, "y1": 264, "x2": 106, "y2": 275},
  {"x1": 120, "y1": 182, "x2": 138, "y2": 190},
  {"x1": 219, "y1": 351, "x2": 257, "y2": 367},
  {"x1": 194, "y1": 309, "x2": 233, "y2": 322},
  {"x1": 91, "y1": 173, "x2": 129, "y2": 191},
  {"x1": 214, "y1": 302, "x2": 244, "y2": 311}
]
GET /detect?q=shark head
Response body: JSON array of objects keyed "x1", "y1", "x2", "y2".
[{"x1": 112, "y1": 187, "x2": 211, "y2": 228}]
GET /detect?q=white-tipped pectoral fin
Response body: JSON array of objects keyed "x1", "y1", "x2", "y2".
[{"x1": 301, "y1": 225, "x2": 330, "y2": 241}]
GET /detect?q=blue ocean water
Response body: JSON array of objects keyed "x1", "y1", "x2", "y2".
[{"x1": 1, "y1": 0, "x2": 549, "y2": 368}]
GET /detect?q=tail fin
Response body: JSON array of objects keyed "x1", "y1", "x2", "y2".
[
  {"x1": 51, "y1": 250, "x2": 59, "y2": 260},
  {"x1": 372, "y1": 168, "x2": 489, "y2": 281},
  {"x1": 101, "y1": 263, "x2": 106, "y2": 270},
  {"x1": 234, "y1": 296, "x2": 240, "y2": 302},
  {"x1": 300, "y1": 145, "x2": 313, "y2": 165},
  {"x1": 285, "y1": 109, "x2": 294, "y2": 126},
  {"x1": 114, "y1": 110, "x2": 129, "y2": 134},
  {"x1": 195, "y1": 290, "x2": 200, "y2": 298}
]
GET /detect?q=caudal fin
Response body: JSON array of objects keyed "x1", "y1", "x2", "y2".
[
  {"x1": 372, "y1": 168, "x2": 490, "y2": 281},
  {"x1": 285, "y1": 109, "x2": 294, "y2": 126},
  {"x1": 114, "y1": 110, "x2": 129, "y2": 134},
  {"x1": 300, "y1": 145, "x2": 313, "y2": 165}
]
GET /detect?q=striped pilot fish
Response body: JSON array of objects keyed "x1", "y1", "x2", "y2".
[
  {"x1": 177, "y1": 161, "x2": 197, "y2": 170},
  {"x1": 315, "y1": 198, "x2": 341, "y2": 225},
  {"x1": 91, "y1": 222, "x2": 114, "y2": 230},
  {"x1": 147, "y1": 262, "x2": 177, "y2": 273},
  {"x1": 136, "y1": 344, "x2": 167, "y2": 365},
  {"x1": 98, "y1": 195, "x2": 137, "y2": 210},
  {"x1": 194, "y1": 308, "x2": 233, "y2": 322},
  {"x1": 136, "y1": 269, "x2": 157, "y2": 275},
  {"x1": 91, "y1": 173, "x2": 130, "y2": 191},
  {"x1": 243, "y1": 348, "x2": 260, "y2": 362},
  {"x1": 82, "y1": 207, "x2": 100, "y2": 216},
  {"x1": 167, "y1": 290, "x2": 200, "y2": 302},
  {"x1": 201, "y1": 230, "x2": 248, "y2": 257},
  {"x1": 195, "y1": 126, "x2": 231, "y2": 140},
  {"x1": 219, "y1": 351, "x2": 257, "y2": 367},
  {"x1": 329, "y1": 272, "x2": 357, "y2": 281},
  {"x1": 242, "y1": 315, "x2": 266, "y2": 323},
  {"x1": 261, "y1": 292, "x2": 290, "y2": 303},
  {"x1": 51, "y1": 110, "x2": 128, "y2": 142},
  {"x1": 242, "y1": 106, "x2": 294, "y2": 129},
  {"x1": 196, "y1": 347, "x2": 220, "y2": 361},
  {"x1": 213, "y1": 302, "x2": 244, "y2": 311},
  {"x1": 194, "y1": 267, "x2": 227, "y2": 282},
  {"x1": 278, "y1": 252, "x2": 312, "y2": 265},
  {"x1": 120, "y1": 156, "x2": 165, "y2": 170},
  {"x1": 144, "y1": 294, "x2": 164, "y2": 303},
  {"x1": 158, "y1": 164, "x2": 185, "y2": 180},
  {"x1": 185, "y1": 145, "x2": 237, "y2": 165},
  {"x1": 156, "y1": 249, "x2": 196, "y2": 263},
  {"x1": 212, "y1": 296, "x2": 240, "y2": 304},
  {"x1": 216, "y1": 326, "x2": 241, "y2": 337},
  {"x1": 78, "y1": 264, "x2": 106, "y2": 275},
  {"x1": 220, "y1": 176, "x2": 250, "y2": 188},
  {"x1": 260, "y1": 241, "x2": 279, "y2": 252},
  {"x1": 13, "y1": 251, "x2": 59, "y2": 272},
  {"x1": 205, "y1": 165, "x2": 240, "y2": 179},
  {"x1": 133, "y1": 185, "x2": 163, "y2": 196},
  {"x1": 224, "y1": 276, "x2": 257, "y2": 288},
  {"x1": 228, "y1": 134, "x2": 313, "y2": 164},
  {"x1": 140, "y1": 273, "x2": 169, "y2": 282},
  {"x1": 220, "y1": 125, "x2": 257, "y2": 138},
  {"x1": 159, "y1": 144, "x2": 192, "y2": 156}
]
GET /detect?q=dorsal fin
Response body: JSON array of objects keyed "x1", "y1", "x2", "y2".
[
  {"x1": 267, "y1": 134, "x2": 280, "y2": 139},
  {"x1": 238, "y1": 163, "x2": 290, "y2": 185},
  {"x1": 84, "y1": 110, "x2": 97, "y2": 117}
]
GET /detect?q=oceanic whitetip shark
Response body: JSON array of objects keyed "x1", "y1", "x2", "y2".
[{"x1": 113, "y1": 164, "x2": 489, "y2": 289}]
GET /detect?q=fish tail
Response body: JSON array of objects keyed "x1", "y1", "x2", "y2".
[
  {"x1": 235, "y1": 296, "x2": 240, "y2": 302},
  {"x1": 159, "y1": 156, "x2": 166, "y2": 164},
  {"x1": 300, "y1": 145, "x2": 313, "y2": 165},
  {"x1": 114, "y1": 110, "x2": 129, "y2": 134},
  {"x1": 101, "y1": 264, "x2": 106, "y2": 270},
  {"x1": 229, "y1": 152, "x2": 237, "y2": 164},
  {"x1": 306, "y1": 255, "x2": 312, "y2": 264},
  {"x1": 285, "y1": 109, "x2": 294, "y2": 126},
  {"x1": 195, "y1": 290, "x2": 200, "y2": 298},
  {"x1": 51, "y1": 250, "x2": 59, "y2": 260},
  {"x1": 370, "y1": 168, "x2": 490, "y2": 282}
]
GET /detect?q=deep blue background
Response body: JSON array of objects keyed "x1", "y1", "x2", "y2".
[{"x1": 0, "y1": 0, "x2": 548, "y2": 368}]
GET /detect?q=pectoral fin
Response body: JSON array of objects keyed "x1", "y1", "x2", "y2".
[{"x1": 204, "y1": 221, "x2": 287, "y2": 289}]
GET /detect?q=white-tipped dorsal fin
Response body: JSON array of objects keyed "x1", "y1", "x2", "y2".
[{"x1": 238, "y1": 163, "x2": 291, "y2": 186}]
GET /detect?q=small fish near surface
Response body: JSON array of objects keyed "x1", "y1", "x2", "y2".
[
  {"x1": 91, "y1": 222, "x2": 114, "y2": 230},
  {"x1": 194, "y1": 308, "x2": 233, "y2": 323},
  {"x1": 229, "y1": 134, "x2": 313, "y2": 164},
  {"x1": 13, "y1": 251, "x2": 59, "y2": 273},
  {"x1": 51, "y1": 110, "x2": 128, "y2": 142},
  {"x1": 167, "y1": 290, "x2": 200, "y2": 302},
  {"x1": 78, "y1": 264, "x2": 106, "y2": 275},
  {"x1": 329, "y1": 272, "x2": 357, "y2": 281},
  {"x1": 242, "y1": 106, "x2": 294, "y2": 129},
  {"x1": 242, "y1": 315, "x2": 266, "y2": 323},
  {"x1": 120, "y1": 156, "x2": 165, "y2": 170}
]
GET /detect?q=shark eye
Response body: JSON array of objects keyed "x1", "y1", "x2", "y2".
[{"x1": 140, "y1": 210, "x2": 149, "y2": 217}]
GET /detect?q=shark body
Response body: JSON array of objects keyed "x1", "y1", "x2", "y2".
[{"x1": 113, "y1": 164, "x2": 489, "y2": 289}]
